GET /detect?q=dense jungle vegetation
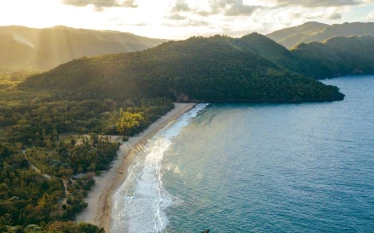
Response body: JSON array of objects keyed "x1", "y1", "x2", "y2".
[
  {"x1": 267, "y1": 21, "x2": 374, "y2": 49},
  {"x1": 20, "y1": 35, "x2": 346, "y2": 102},
  {"x1": 5, "y1": 29, "x2": 374, "y2": 232},
  {"x1": 0, "y1": 85, "x2": 173, "y2": 232}
]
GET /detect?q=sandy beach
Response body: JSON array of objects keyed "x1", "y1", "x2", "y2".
[{"x1": 76, "y1": 103, "x2": 196, "y2": 232}]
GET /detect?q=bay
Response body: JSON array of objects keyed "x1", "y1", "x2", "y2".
[{"x1": 162, "y1": 75, "x2": 374, "y2": 232}]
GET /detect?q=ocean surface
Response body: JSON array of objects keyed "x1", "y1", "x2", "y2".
[{"x1": 111, "y1": 75, "x2": 374, "y2": 233}]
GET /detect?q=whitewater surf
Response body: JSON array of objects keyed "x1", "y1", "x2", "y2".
[{"x1": 111, "y1": 104, "x2": 208, "y2": 233}]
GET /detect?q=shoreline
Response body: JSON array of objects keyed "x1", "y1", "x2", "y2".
[{"x1": 76, "y1": 103, "x2": 196, "y2": 232}]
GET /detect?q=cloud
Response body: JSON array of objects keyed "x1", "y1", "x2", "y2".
[
  {"x1": 328, "y1": 12, "x2": 342, "y2": 20},
  {"x1": 163, "y1": 19, "x2": 210, "y2": 27},
  {"x1": 196, "y1": 10, "x2": 211, "y2": 16},
  {"x1": 116, "y1": 22, "x2": 147, "y2": 26},
  {"x1": 298, "y1": 8, "x2": 343, "y2": 20},
  {"x1": 185, "y1": 20, "x2": 210, "y2": 27},
  {"x1": 224, "y1": 1, "x2": 259, "y2": 16},
  {"x1": 274, "y1": 0, "x2": 363, "y2": 8},
  {"x1": 363, "y1": 11, "x2": 374, "y2": 21},
  {"x1": 208, "y1": 0, "x2": 236, "y2": 14},
  {"x1": 62, "y1": 0, "x2": 137, "y2": 9},
  {"x1": 121, "y1": 0, "x2": 137, "y2": 7},
  {"x1": 190, "y1": 0, "x2": 259, "y2": 17},
  {"x1": 166, "y1": 13, "x2": 187, "y2": 20},
  {"x1": 171, "y1": 0, "x2": 191, "y2": 12}
]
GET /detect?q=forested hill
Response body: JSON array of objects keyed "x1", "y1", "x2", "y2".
[
  {"x1": 267, "y1": 21, "x2": 374, "y2": 49},
  {"x1": 266, "y1": 22, "x2": 328, "y2": 43},
  {"x1": 19, "y1": 35, "x2": 344, "y2": 103},
  {"x1": 0, "y1": 26, "x2": 166, "y2": 70},
  {"x1": 292, "y1": 35, "x2": 374, "y2": 79},
  {"x1": 238, "y1": 33, "x2": 374, "y2": 79}
]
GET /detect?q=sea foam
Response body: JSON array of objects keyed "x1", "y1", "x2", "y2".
[{"x1": 111, "y1": 104, "x2": 208, "y2": 233}]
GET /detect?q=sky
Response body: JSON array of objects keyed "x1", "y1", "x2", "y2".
[{"x1": 1, "y1": 0, "x2": 374, "y2": 39}]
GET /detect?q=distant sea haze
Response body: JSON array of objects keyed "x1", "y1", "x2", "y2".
[{"x1": 112, "y1": 75, "x2": 374, "y2": 232}]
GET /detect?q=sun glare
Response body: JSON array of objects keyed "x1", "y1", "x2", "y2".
[{"x1": 0, "y1": 0, "x2": 372, "y2": 39}]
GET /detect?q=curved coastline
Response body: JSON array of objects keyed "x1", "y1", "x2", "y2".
[{"x1": 76, "y1": 103, "x2": 196, "y2": 232}]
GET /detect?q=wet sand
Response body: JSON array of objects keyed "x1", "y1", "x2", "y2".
[{"x1": 76, "y1": 103, "x2": 196, "y2": 232}]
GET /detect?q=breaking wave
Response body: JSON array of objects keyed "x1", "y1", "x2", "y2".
[{"x1": 111, "y1": 104, "x2": 208, "y2": 233}]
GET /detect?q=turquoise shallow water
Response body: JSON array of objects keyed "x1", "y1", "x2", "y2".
[{"x1": 112, "y1": 75, "x2": 374, "y2": 233}]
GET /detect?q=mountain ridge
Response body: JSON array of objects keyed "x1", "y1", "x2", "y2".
[
  {"x1": 0, "y1": 25, "x2": 167, "y2": 70},
  {"x1": 267, "y1": 21, "x2": 374, "y2": 49},
  {"x1": 19, "y1": 34, "x2": 344, "y2": 103}
]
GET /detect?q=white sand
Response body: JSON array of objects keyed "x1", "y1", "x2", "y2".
[{"x1": 76, "y1": 103, "x2": 196, "y2": 232}]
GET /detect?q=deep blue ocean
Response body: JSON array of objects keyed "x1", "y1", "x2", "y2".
[{"x1": 111, "y1": 75, "x2": 374, "y2": 233}]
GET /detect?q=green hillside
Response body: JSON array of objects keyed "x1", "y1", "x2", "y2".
[
  {"x1": 19, "y1": 35, "x2": 344, "y2": 103},
  {"x1": 234, "y1": 33, "x2": 305, "y2": 75},
  {"x1": 233, "y1": 33, "x2": 374, "y2": 79},
  {"x1": 7, "y1": 28, "x2": 374, "y2": 232},
  {"x1": 292, "y1": 35, "x2": 374, "y2": 78},
  {"x1": 0, "y1": 34, "x2": 35, "y2": 65},
  {"x1": 267, "y1": 21, "x2": 328, "y2": 46},
  {"x1": 20, "y1": 32, "x2": 374, "y2": 102},
  {"x1": 0, "y1": 26, "x2": 166, "y2": 70},
  {"x1": 268, "y1": 22, "x2": 374, "y2": 49}
]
